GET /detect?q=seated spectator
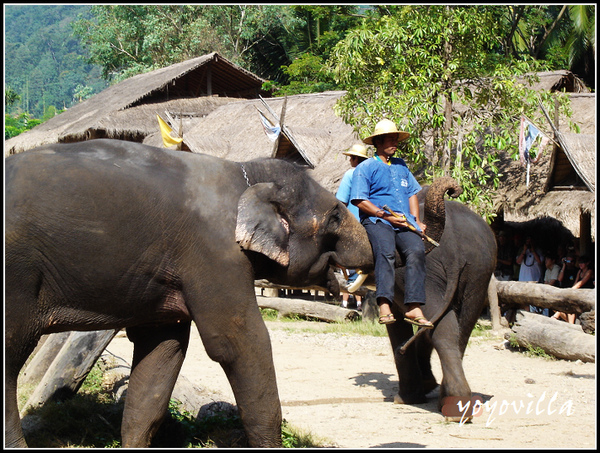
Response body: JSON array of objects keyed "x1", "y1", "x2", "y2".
[
  {"x1": 543, "y1": 253, "x2": 561, "y2": 287},
  {"x1": 572, "y1": 254, "x2": 594, "y2": 289},
  {"x1": 558, "y1": 253, "x2": 579, "y2": 288},
  {"x1": 552, "y1": 252, "x2": 587, "y2": 324}
]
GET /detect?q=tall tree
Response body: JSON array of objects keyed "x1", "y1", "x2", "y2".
[
  {"x1": 328, "y1": 5, "x2": 572, "y2": 221},
  {"x1": 72, "y1": 5, "x2": 300, "y2": 82}
]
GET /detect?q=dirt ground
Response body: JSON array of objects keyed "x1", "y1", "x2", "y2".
[{"x1": 105, "y1": 302, "x2": 596, "y2": 449}]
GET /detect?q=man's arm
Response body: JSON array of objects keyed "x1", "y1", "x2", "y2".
[{"x1": 353, "y1": 199, "x2": 410, "y2": 228}]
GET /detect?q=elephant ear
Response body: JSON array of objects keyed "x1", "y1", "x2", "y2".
[{"x1": 235, "y1": 183, "x2": 290, "y2": 266}]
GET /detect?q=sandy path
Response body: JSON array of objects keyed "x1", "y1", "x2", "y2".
[{"x1": 105, "y1": 312, "x2": 596, "y2": 448}]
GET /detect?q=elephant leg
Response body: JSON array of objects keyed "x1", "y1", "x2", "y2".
[
  {"x1": 415, "y1": 335, "x2": 438, "y2": 395},
  {"x1": 190, "y1": 283, "x2": 282, "y2": 447},
  {"x1": 430, "y1": 310, "x2": 471, "y2": 411},
  {"x1": 386, "y1": 304, "x2": 428, "y2": 404},
  {"x1": 121, "y1": 321, "x2": 191, "y2": 447},
  {"x1": 5, "y1": 347, "x2": 30, "y2": 448},
  {"x1": 5, "y1": 277, "x2": 42, "y2": 448}
]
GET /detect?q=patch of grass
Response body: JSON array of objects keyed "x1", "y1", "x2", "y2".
[
  {"x1": 320, "y1": 318, "x2": 389, "y2": 337},
  {"x1": 523, "y1": 345, "x2": 556, "y2": 360},
  {"x1": 20, "y1": 359, "x2": 325, "y2": 448},
  {"x1": 507, "y1": 333, "x2": 557, "y2": 360},
  {"x1": 470, "y1": 320, "x2": 493, "y2": 338},
  {"x1": 281, "y1": 419, "x2": 328, "y2": 448}
]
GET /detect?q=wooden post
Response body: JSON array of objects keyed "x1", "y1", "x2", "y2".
[
  {"x1": 20, "y1": 332, "x2": 71, "y2": 387},
  {"x1": 21, "y1": 329, "x2": 119, "y2": 416},
  {"x1": 271, "y1": 96, "x2": 287, "y2": 157},
  {"x1": 487, "y1": 275, "x2": 502, "y2": 332}
]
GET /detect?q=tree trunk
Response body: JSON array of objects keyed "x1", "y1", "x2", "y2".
[
  {"x1": 496, "y1": 280, "x2": 595, "y2": 314},
  {"x1": 21, "y1": 329, "x2": 119, "y2": 416},
  {"x1": 257, "y1": 296, "x2": 359, "y2": 322},
  {"x1": 506, "y1": 310, "x2": 594, "y2": 363}
]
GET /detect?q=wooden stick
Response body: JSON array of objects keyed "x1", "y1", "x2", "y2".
[{"x1": 382, "y1": 205, "x2": 440, "y2": 247}]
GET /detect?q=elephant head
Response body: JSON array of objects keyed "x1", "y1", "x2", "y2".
[{"x1": 235, "y1": 158, "x2": 374, "y2": 295}]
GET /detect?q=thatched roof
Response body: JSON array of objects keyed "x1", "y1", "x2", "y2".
[
  {"x1": 517, "y1": 70, "x2": 591, "y2": 93},
  {"x1": 5, "y1": 53, "x2": 265, "y2": 156},
  {"x1": 495, "y1": 92, "x2": 595, "y2": 238},
  {"x1": 144, "y1": 91, "x2": 363, "y2": 194}
]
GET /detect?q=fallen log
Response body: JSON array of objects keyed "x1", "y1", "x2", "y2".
[
  {"x1": 506, "y1": 310, "x2": 595, "y2": 363},
  {"x1": 21, "y1": 329, "x2": 119, "y2": 416},
  {"x1": 580, "y1": 310, "x2": 595, "y2": 334},
  {"x1": 257, "y1": 296, "x2": 359, "y2": 322},
  {"x1": 496, "y1": 281, "x2": 595, "y2": 314}
]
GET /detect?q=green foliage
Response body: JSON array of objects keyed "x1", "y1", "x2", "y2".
[
  {"x1": 273, "y1": 53, "x2": 338, "y2": 96},
  {"x1": 4, "y1": 5, "x2": 107, "y2": 118},
  {"x1": 328, "y1": 6, "x2": 575, "y2": 221},
  {"x1": 4, "y1": 113, "x2": 42, "y2": 139}
]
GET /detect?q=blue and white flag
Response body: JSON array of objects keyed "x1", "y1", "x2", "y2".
[
  {"x1": 258, "y1": 111, "x2": 281, "y2": 142},
  {"x1": 519, "y1": 116, "x2": 548, "y2": 165},
  {"x1": 519, "y1": 116, "x2": 549, "y2": 186}
]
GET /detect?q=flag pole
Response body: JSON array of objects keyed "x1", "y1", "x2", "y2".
[{"x1": 521, "y1": 113, "x2": 558, "y2": 146}]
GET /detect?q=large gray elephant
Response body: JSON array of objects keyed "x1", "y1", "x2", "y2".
[
  {"x1": 384, "y1": 177, "x2": 497, "y2": 416},
  {"x1": 5, "y1": 139, "x2": 374, "y2": 448}
]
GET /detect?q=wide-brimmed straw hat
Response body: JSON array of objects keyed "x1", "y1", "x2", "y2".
[
  {"x1": 362, "y1": 119, "x2": 410, "y2": 145},
  {"x1": 342, "y1": 143, "x2": 369, "y2": 159}
]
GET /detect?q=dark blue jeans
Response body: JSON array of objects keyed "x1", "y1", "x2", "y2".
[{"x1": 362, "y1": 218, "x2": 426, "y2": 306}]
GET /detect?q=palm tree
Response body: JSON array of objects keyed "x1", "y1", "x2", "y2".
[{"x1": 565, "y1": 5, "x2": 595, "y2": 88}]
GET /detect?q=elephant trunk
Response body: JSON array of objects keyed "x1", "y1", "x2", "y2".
[
  {"x1": 334, "y1": 210, "x2": 374, "y2": 273},
  {"x1": 423, "y1": 177, "x2": 462, "y2": 253}
]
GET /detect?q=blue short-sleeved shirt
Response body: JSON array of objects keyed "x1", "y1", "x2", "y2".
[
  {"x1": 350, "y1": 156, "x2": 422, "y2": 231},
  {"x1": 336, "y1": 168, "x2": 360, "y2": 221}
]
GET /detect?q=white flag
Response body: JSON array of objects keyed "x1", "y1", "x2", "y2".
[{"x1": 258, "y1": 111, "x2": 281, "y2": 142}]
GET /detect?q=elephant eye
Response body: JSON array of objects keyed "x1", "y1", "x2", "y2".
[{"x1": 326, "y1": 207, "x2": 342, "y2": 231}]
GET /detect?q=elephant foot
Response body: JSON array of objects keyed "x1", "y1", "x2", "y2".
[
  {"x1": 444, "y1": 415, "x2": 473, "y2": 424},
  {"x1": 423, "y1": 378, "x2": 439, "y2": 395},
  {"x1": 440, "y1": 395, "x2": 478, "y2": 423},
  {"x1": 393, "y1": 392, "x2": 427, "y2": 405}
]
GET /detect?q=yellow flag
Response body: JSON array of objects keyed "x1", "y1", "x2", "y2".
[{"x1": 157, "y1": 115, "x2": 183, "y2": 148}]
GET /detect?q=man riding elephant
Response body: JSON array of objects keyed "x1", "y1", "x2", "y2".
[{"x1": 351, "y1": 119, "x2": 433, "y2": 329}]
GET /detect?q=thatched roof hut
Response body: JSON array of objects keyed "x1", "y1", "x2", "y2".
[
  {"x1": 494, "y1": 92, "x2": 595, "y2": 254},
  {"x1": 144, "y1": 91, "x2": 363, "y2": 194},
  {"x1": 5, "y1": 53, "x2": 266, "y2": 156}
]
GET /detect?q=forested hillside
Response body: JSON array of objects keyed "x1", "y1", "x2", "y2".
[{"x1": 4, "y1": 4, "x2": 107, "y2": 118}]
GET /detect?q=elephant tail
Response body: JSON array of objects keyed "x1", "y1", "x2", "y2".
[{"x1": 422, "y1": 177, "x2": 462, "y2": 254}]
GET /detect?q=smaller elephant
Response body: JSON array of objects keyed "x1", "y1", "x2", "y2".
[
  {"x1": 349, "y1": 177, "x2": 496, "y2": 417},
  {"x1": 385, "y1": 177, "x2": 497, "y2": 417},
  {"x1": 5, "y1": 139, "x2": 374, "y2": 448}
]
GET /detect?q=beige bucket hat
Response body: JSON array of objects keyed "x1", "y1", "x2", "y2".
[
  {"x1": 362, "y1": 119, "x2": 410, "y2": 145},
  {"x1": 342, "y1": 143, "x2": 369, "y2": 159}
]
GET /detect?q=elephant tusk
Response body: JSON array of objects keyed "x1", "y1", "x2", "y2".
[{"x1": 347, "y1": 271, "x2": 369, "y2": 293}]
